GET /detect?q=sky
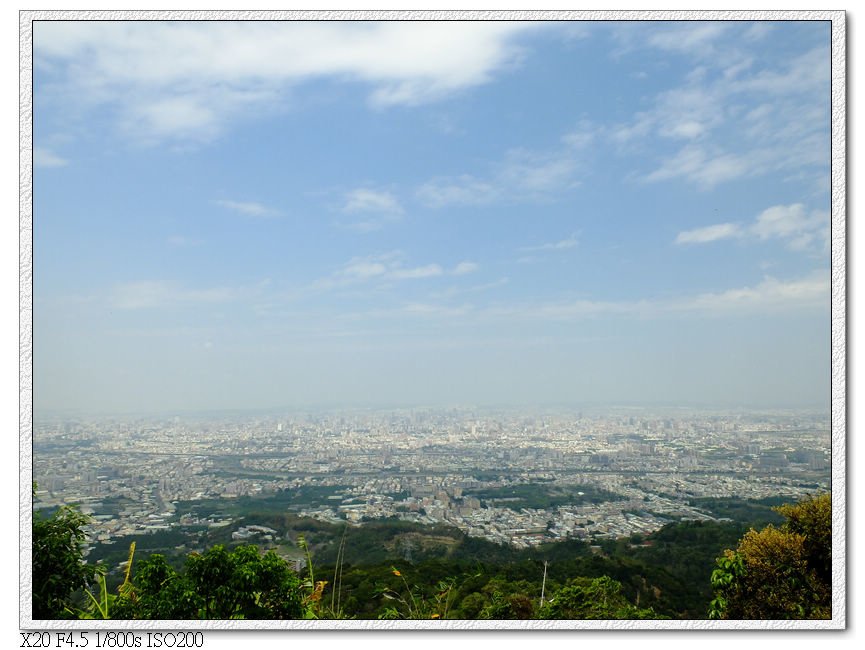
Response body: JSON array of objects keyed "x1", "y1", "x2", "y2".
[{"x1": 30, "y1": 18, "x2": 833, "y2": 414}]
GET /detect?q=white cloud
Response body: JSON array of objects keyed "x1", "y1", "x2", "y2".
[
  {"x1": 610, "y1": 116, "x2": 650, "y2": 145},
  {"x1": 341, "y1": 189, "x2": 403, "y2": 231},
  {"x1": 497, "y1": 149, "x2": 580, "y2": 193},
  {"x1": 665, "y1": 120, "x2": 705, "y2": 140},
  {"x1": 451, "y1": 261, "x2": 479, "y2": 276},
  {"x1": 399, "y1": 303, "x2": 471, "y2": 317},
  {"x1": 111, "y1": 281, "x2": 238, "y2": 310},
  {"x1": 650, "y1": 85, "x2": 723, "y2": 142},
  {"x1": 750, "y1": 204, "x2": 829, "y2": 253},
  {"x1": 340, "y1": 259, "x2": 390, "y2": 281},
  {"x1": 133, "y1": 96, "x2": 219, "y2": 140},
  {"x1": 645, "y1": 145, "x2": 747, "y2": 189},
  {"x1": 751, "y1": 204, "x2": 813, "y2": 240},
  {"x1": 530, "y1": 299, "x2": 643, "y2": 320},
  {"x1": 342, "y1": 220, "x2": 387, "y2": 234},
  {"x1": 722, "y1": 58, "x2": 754, "y2": 81},
  {"x1": 34, "y1": 21, "x2": 536, "y2": 143},
  {"x1": 646, "y1": 23, "x2": 730, "y2": 55},
  {"x1": 683, "y1": 272, "x2": 828, "y2": 313},
  {"x1": 320, "y1": 252, "x2": 452, "y2": 289},
  {"x1": 343, "y1": 188, "x2": 402, "y2": 214},
  {"x1": 488, "y1": 271, "x2": 828, "y2": 323},
  {"x1": 34, "y1": 147, "x2": 68, "y2": 168},
  {"x1": 675, "y1": 223, "x2": 742, "y2": 245},
  {"x1": 342, "y1": 188, "x2": 401, "y2": 213},
  {"x1": 416, "y1": 175, "x2": 498, "y2": 208},
  {"x1": 521, "y1": 234, "x2": 579, "y2": 252},
  {"x1": 390, "y1": 264, "x2": 444, "y2": 280},
  {"x1": 733, "y1": 47, "x2": 829, "y2": 96},
  {"x1": 675, "y1": 204, "x2": 828, "y2": 253},
  {"x1": 561, "y1": 121, "x2": 596, "y2": 149},
  {"x1": 330, "y1": 269, "x2": 826, "y2": 328},
  {"x1": 214, "y1": 199, "x2": 279, "y2": 217},
  {"x1": 417, "y1": 135, "x2": 591, "y2": 208},
  {"x1": 429, "y1": 277, "x2": 507, "y2": 300},
  {"x1": 611, "y1": 36, "x2": 829, "y2": 190}
]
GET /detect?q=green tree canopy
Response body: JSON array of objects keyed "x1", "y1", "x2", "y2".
[
  {"x1": 708, "y1": 492, "x2": 831, "y2": 620},
  {"x1": 32, "y1": 505, "x2": 99, "y2": 619},
  {"x1": 117, "y1": 545, "x2": 305, "y2": 619},
  {"x1": 538, "y1": 575, "x2": 658, "y2": 620}
]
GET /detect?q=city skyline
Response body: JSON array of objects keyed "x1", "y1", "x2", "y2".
[{"x1": 33, "y1": 19, "x2": 833, "y2": 414}]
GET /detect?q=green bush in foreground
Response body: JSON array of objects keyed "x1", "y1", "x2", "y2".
[
  {"x1": 539, "y1": 575, "x2": 659, "y2": 620},
  {"x1": 33, "y1": 489, "x2": 831, "y2": 621},
  {"x1": 708, "y1": 492, "x2": 831, "y2": 620},
  {"x1": 32, "y1": 503, "x2": 99, "y2": 619},
  {"x1": 114, "y1": 544, "x2": 305, "y2": 619}
]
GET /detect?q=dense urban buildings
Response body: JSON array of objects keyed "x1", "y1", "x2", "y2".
[{"x1": 33, "y1": 408, "x2": 830, "y2": 555}]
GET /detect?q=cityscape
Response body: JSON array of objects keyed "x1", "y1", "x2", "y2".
[{"x1": 34, "y1": 408, "x2": 830, "y2": 557}]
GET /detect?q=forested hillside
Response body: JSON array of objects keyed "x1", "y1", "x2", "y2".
[{"x1": 33, "y1": 491, "x2": 829, "y2": 621}]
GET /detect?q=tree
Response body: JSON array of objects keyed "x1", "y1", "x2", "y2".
[
  {"x1": 457, "y1": 591, "x2": 487, "y2": 618},
  {"x1": 479, "y1": 592, "x2": 535, "y2": 619},
  {"x1": 32, "y1": 505, "x2": 99, "y2": 618},
  {"x1": 112, "y1": 554, "x2": 203, "y2": 619},
  {"x1": 475, "y1": 577, "x2": 537, "y2": 620},
  {"x1": 116, "y1": 545, "x2": 306, "y2": 619},
  {"x1": 776, "y1": 491, "x2": 831, "y2": 590},
  {"x1": 538, "y1": 575, "x2": 658, "y2": 620},
  {"x1": 708, "y1": 493, "x2": 831, "y2": 619}
]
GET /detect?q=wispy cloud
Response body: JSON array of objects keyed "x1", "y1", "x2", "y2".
[
  {"x1": 646, "y1": 22, "x2": 731, "y2": 56},
  {"x1": 416, "y1": 174, "x2": 498, "y2": 207},
  {"x1": 346, "y1": 302, "x2": 475, "y2": 322},
  {"x1": 35, "y1": 21, "x2": 537, "y2": 144},
  {"x1": 317, "y1": 251, "x2": 459, "y2": 290},
  {"x1": 674, "y1": 204, "x2": 828, "y2": 252},
  {"x1": 390, "y1": 264, "x2": 443, "y2": 280},
  {"x1": 751, "y1": 204, "x2": 824, "y2": 243},
  {"x1": 644, "y1": 145, "x2": 747, "y2": 189},
  {"x1": 416, "y1": 131, "x2": 592, "y2": 207},
  {"x1": 496, "y1": 148, "x2": 581, "y2": 194},
  {"x1": 731, "y1": 47, "x2": 829, "y2": 96},
  {"x1": 611, "y1": 21, "x2": 732, "y2": 63},
  {"x1": 338, "y1": 256, "x2": 391, "y2": 282},
  {"x1": 340, "y1": 188, "x2": 403, "y2": 232},
  {"x1": 398, "y1": 303, "x2": 472, "y2": 318},
  {"x1": 341, "y1": 220, "x2": 392, "y2": 234},
  {"x1": 521, "y1": 234, "x2": 579, "y2": 252},
  {"x1": 111, "y1": 280, "x2": 239, "y2": 310},
  {"x1": 675, "y1": 223, "x2": 742, "y2": 245},
  {"x1": 451, "y1": 261, "x2": 479, "y2": 276},
  {"x1": 609, "y1": 33, "x2": 829, "y2": 191},
  {"x1": 429, "y1": 277, "x2": 508, "y2": 300},
  {"x1": 682, "y1": 272, "x2": 828, "y2": 313},
  {"x1": 343, "y1": 188, "x2": 403, "y2": 215},
  {"x1": 214, "y1": 199, "x2": 279, "y2": 218},
  {"x1": 486, "y1": 271, "x2": 828, "y2": 322},
  {"x1": 516, "y1": 298, "x2": 643, "y2": 320},
  {"x1": 34, "y1": 147, "x2": 68, "y2": 168},
  {"x1": 367, "y1": 271, "x2": 828, "y2": 329}
]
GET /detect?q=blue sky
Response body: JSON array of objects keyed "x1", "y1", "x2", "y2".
[{"x1": 31, "y1": 19, "x2": 832, "y2": 413}]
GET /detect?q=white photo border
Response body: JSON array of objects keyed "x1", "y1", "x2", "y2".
[{"x1": 19, "y1": 8, "x2": 847, "y2": 631}]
